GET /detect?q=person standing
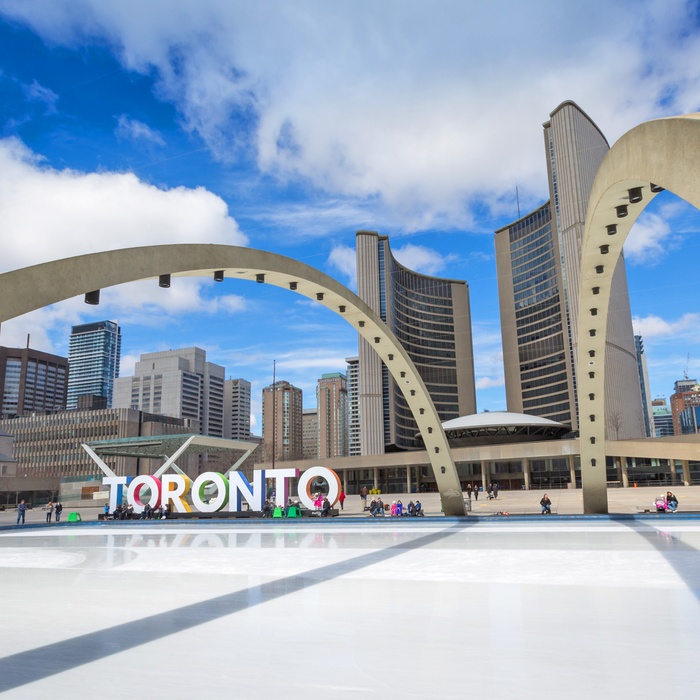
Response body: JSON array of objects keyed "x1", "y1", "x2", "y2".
[
  {"x1": 338, "y1": 490, "x2": 346, "y2": 511},
  {"x1": 360, "y1": 486, "x2": 368, "y2": 504},
  {"x1": 16, "y1": 500, "x2": 27, "y2": 525},
  {"x1": 493, "y1": 483, "x2": 499, "y2": 499},
  {"x1": 473, "y1": 484, "x2": 479, "y2": 501},
  {"x1": 46, "y1": 501, "x2": 54, "y2": 523},
  {"x1": 54, "y1": 501, "x2": 63, "y2": 522}
]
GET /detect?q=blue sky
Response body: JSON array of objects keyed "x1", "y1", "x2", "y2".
[{"x1": 1, "y1": 0, "x2": 700, "y2": 433}]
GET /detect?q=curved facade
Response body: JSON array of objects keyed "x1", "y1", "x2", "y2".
[
  {"x1": 496, "y1": 202, "x2": 573, "y2": 424},
  {"x1": 357, "y1": 231, "x2": 476, "y2": 451},
  {"x1": 496, "y1": 102, "x2": 644, "y2": 440}
]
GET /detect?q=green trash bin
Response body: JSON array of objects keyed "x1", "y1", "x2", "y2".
[
  {"x1": 287, "y1": 505, "x2": 301, "y2": 518},
  {"x1": 67, "y1": 512, "x2": 82, "y2": 523},
  {"x1": 272, "y1": 507, "x2": 284, "y2": 518}
]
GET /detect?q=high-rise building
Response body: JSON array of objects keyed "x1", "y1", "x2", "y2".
[
  {"x1": 634, "y1": 336, "x2": 654, "y2": 438},
  {"x1": 679, "y1": 404, "x2": 700, "y2": 434},
  {"x1": 0, "y1": 346, "x2": 68, "y2": 418},
  {"x1": 302, "y1": 408, "x2": 319, "y2": 460},
  {"x1": 67, "y1": 321, "x2": 121, "y2": 409},
  {"x1": 652, "y1": 398, "x2": 674, "y2": 437},
  {"x1": 356, "y1": 230, "x2": 476, "y2": 453},
  {"x1": 223, "y1": 378, "x2": 251, "y2": 440},
  {"x1": 316, "y1": 372, "x2": 349, "y2": 459},
  {"x1": 345, "y1": 356, "x2": 361, "y2": 456},
  {"x1": 112, "y1": 347, "x2": 224, "y2": 437},
  {"x1": 495, "y1": 101, "x2": 645, "y2": 438},
  {"x1": 669, "y1": 379, "x2": 700, "y2": 435},
  {"x1": 262, "y1": 380, "x2": 303, "y2": 462}
]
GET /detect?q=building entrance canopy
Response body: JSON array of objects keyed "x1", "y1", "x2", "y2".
[{"x1": 82, "y1": 434, "x2": 258, "y2": 479}]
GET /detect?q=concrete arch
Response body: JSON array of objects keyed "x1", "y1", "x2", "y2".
[
  {"x1": 0, "y1": 244, "x2": 467, "y2": 515},
  {"x1": 579, "y1": 113, "x2": 700, "y2": 513}
]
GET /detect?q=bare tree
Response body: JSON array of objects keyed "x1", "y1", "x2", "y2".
[{"x1": 607, "y1": 409, "x2": 624, "y2": 440}]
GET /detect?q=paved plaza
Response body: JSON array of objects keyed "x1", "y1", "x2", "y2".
[{"x1": 1, "y1": 493, "x2": 699, "y2": 699}]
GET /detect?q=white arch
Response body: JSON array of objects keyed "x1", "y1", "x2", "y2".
[
  {"x1": 579, "y1": 113, "x2": 700, "y2": 513},
  {"x1": 0, "y1": 244, "x2": 467, "y2": 515}
]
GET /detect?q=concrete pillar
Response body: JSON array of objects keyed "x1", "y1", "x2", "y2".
[
  {"x1": 568, "y1": 455, "x2": 577, "y2": 488},
  {"x1": 669, "y1": 459, "x2": 677, "y2": 486},
  {"x1": 406, "y1": 466, "x2": 411, "y2": 494},
  {"x1": 373, "y1": 467, "x2": 379, "y2": 491},
  {"x1": 480, "y1": 461, "x2": 489, "y2": 494},
  {"x1": 620, "y1": 456, "x2": 629, "y2": 489},
  {"x1": 523, "y1": 458, "x2": 531, "y2": 491},
  {"x1": 682, "y1": 460, "x2": 691, "y2": 486},
  {"x1": 343, "y1": 470, "x2": 348, "y2": 494}
]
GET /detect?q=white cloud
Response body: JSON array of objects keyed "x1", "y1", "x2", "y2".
[
  {"x1": 3, "y1": 1, "x2": 699, "y2": 228},
  {"x1": 632, "y1": 313, "x2": 700, "y2": 339},
  {"x1": 327, "y1": 244, "x2": 356, "y2": 287},
  {"x1": 115, "y1": 114, "x2": 165, "y2": 146},
  {"x1": 22, "y1": 79, "x2": 58, "y2": 113},
  {"x1": 475, "y1": 376, "x2": 504, "y2": 390},
  {"x1": 392, "y1": 244, "x2": 457, "y2": 276},
  {"x1": 0, "y1": 136, "x2": 250, "y2": 353},
  {"x1": 625, "y1": 212, "x2": 679, "y2": 265},
  {"x1": 0, "y1": 137, "x2": 247, "y2": 272}
]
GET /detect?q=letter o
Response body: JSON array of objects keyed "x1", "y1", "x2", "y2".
[
  {"x1": 297, "y1": 467, "x2": 341, "y2": 509},
  {"x1": 192, "y1": 472, "x2": 229, "y2": 513},
  {"x1": 127, "y1": 475, "x2": 162, "y2": 513}
]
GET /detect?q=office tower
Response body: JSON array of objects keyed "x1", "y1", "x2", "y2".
[
  {"x1": 112, "y1": 347, "x2": 224, "y2": 437},
  {"x1": 634, "y1": 336, "x2": 654, "y2": 437},
  {"x1": 652, "y1": 398, "x2": 674, "y2": 437},
  {"x1": 67, "y1": 321, "x2": 121, "y2": 409},
  {"x1": 302, "y1": 408, "x2": 319, "y2": 460},
  {"x1": 0, "y1": 346, "x2": 68, "y2": 418},
  {"x1": 495, "y1": 101, "x2": 644, "y2": 438},
  {"x1": 262, "y1": 380, "x2": 303, "y2": 462},
  {"x1": 316, "y1": 372, "x2": 349, "y2": 459},
  {"x1": 669, "y1": 379, "x2": 700, "y2": 435},
  {"x1": 223, "y1": 378, "x2": 251, "y2": 440},
  {"x1": 356, "y1": 230, "x2": 476, "y2": 453},
  {"x1": 346, "y1": 356, "x2": 361, "y2": 456}
]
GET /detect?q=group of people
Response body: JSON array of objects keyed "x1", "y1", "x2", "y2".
[
  {"x1": 464, "y1": 483, "x2": 499, "y2": 501},
  {"x1": 44, "y1": 501, "x2": 63, "y2": 523},
  {"x1": 14, "y1": 500, "x2": 63, "y2": 526},
  {"x1": 105, "y1": 502, "x2": 170, "y2": 520},
  {"x1": 655, "y1": 491, "x2": 679, "y2": 513},
  {"x1": 366, "y1": 497, "x2": 423, "y2": 517},
  {"x1": 262, "y1": 493, "x2": 336, "y2": 517}
]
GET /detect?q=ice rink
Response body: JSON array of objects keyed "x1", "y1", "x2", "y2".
[{"x1": 1, "y1": 517, "x2": 699, "y2": 699}]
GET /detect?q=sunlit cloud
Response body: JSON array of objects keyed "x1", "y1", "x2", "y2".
[
  {"x1": 327, "y1": 244, "x2": 356, "y2": 288},
  {"x1": 633, "y1": 312, "x2": 700, "y2": 339},
  {"x1": 4, "y1": 1, "x2": 700, "y2": 228}
]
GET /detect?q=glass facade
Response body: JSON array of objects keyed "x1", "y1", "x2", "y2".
[
  {"x1": 502, "y1": 203, "x2": 572, "y2": 425},
  {"x1": 66, "y1": 321, "x2": 121, "y2": 410}
]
